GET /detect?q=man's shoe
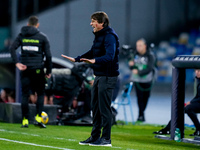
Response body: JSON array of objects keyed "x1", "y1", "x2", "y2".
[
  {"x1": 89, "y1": 138, "x2": 112, "y2": 147},
  {"x1": 21, "y1": 124, "x2": 28, "y2": 128},
  {"x1": 153, "y1": 128, "x2": 170, "y2": 135},
  {"x1": 79, "y1": 136, "x2": 97, "y2": 145},
  {"x1": 34, "y1": 114, "x2": 46, "y2": 128},
  {"x1": 21, "y1": 118, "x2": 29, "y2": 128},
  {"x1": 35, "y1": 114, "x2": 42, "y2": 122},
  {"x1": 137, "y1": 116, "x2": 145, "y2": 122},
  {"x1": 189, "y1": 130, "x2": 200, "y2": 136},
  {"x1": 34, "y1": 122, "x2": 46, "y2": 128}
]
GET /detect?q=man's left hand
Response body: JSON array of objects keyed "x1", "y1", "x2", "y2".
[{"x1": 80, "y1": 58, "x2": 95, "y2": 64}]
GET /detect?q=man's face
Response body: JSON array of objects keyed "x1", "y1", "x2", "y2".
[
  {"x1": 90, "y1": 19, "x2": 103, "y2": 33},
  {"x1": 195, "y1": 70, "x2": 200, "y2": 78},
  {"x1": 136, "y1": 40, "x2": 147, "y2": 55}
]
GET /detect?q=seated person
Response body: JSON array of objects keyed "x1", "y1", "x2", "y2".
[
  {"x1": 7, "y1": 90, "x2": 15, "y2": 103},
  {"x1": 0, "y1": 88, "x2": 15, "y2": 103},
  {"x1": 44, "y1": 89, "x2": 53, "y2": 105},
  {"x1": 0, "y1": 88, "x2": 9, "y2": 103},
  {"x1": 29, "y1": 90, "x2": 37, "y2": 104},
  {"x1": 153, "y1": 69, "x2": 200, "y2": 136},
  {"x1": 71, "y1": 76, "x2": 94, "y2": 117}
]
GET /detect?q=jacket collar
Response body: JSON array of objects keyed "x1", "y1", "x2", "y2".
[{"x1": 93, "y1": 26, "x2": 110, "y2": 36}]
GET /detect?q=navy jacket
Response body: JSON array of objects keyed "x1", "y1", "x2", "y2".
[
  {"x1": 9, "y1": 26, "x2": 52, "y2": 75},
  {"x1": 75, "y1": 26, "x2": 119, "y2": 77}
]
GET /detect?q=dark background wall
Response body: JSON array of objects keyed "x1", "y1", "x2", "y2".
[
  {"x1": 1, "y1": 0, "x2": 200, "y2": 57},
  {"x1": 0, "y1": 63, "x2": 15, "y2": 89}
]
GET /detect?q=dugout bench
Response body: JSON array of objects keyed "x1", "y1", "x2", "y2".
[{"x1": 155, "y1": 55, "x2": 200, "y2": 144}]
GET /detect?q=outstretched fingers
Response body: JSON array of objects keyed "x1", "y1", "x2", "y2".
[{"x1": 61, "y1": 54, "x2": 75, "y2": 62}]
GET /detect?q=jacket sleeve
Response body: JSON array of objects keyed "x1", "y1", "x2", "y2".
[
  {"x1": 190, "y1": 78, "x2": 200, "y2": 103},
  {"x1": 138, "y1": 52, "x2": 155, "y2": 76},
  {"x1": 43, "y1": 36, "x2": 52, "y2": 75},
  {"x1": 190, "y1": 97, "x2": 200, "y2": 103},
  {"x1": 75, "y1": 49, "x2": 93, "y2": 62},
  {"x1": 95, "y1": 34, "x2": 116, "y2": 64},
  {"x1": 9, "y1": 34, "x2": 21, "y2": 64}
]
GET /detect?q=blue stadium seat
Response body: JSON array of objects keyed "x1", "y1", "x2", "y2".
[{"x1": 113, "y1": 82, "x2": 134, "y2": 125}]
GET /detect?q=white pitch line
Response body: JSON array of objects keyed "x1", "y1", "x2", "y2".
[
  {"x1": 55, "y1": 138, "x2": 76, "y2": 142},
  {"x1": 112, "y1": 146, "x2": 122, "y2": 149},
  {"x1": 0, "y1": 138, "x2": 74, "y2": 150},
  {"x1": 0, "y1": 129, "x2": 77, "y2": 141},
  {"x1": 0, "y1": 129, "x2": 39, "y2": 137}
]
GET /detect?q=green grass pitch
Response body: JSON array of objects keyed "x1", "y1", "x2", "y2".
[{"x1": 0, "y1": 122, "x2": 199, "y2": 150}]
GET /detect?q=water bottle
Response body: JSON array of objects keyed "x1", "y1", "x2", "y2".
[{"x1": 174, "y1": 128, "x2": 181, "y2": 142}]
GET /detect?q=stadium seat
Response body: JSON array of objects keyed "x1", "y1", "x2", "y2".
[{"x1": 112, "y1": 82, "x2": 134, "y2": 125}]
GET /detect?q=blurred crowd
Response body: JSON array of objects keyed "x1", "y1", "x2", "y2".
[{"x1": 156, "y1": 29, "x2": 200, "y2": 82}]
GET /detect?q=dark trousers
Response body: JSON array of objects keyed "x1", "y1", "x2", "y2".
[
  {"x1": 20, "y1": 69, "x2": 45, "y2": 119},
  {"x1": 185, "y1": 102, "x2": 200, "y2": 130},
  {"x1": 91, "y1": 76, "x2": 117, "y2": 140},
  {"x1": 165, "y1": 102, "x2": 200, "y2": 131},
  {"x1": 134, "y1": 82, "x2": 152, "y2": 117}
]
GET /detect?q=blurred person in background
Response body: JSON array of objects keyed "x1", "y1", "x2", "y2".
[
  {"x1": 9, "y1": 16, "x2": 52, "y2": 128},
  {"x1": 0, "y1": 88, "x2": 15, "y2": 103},
  {"x1": 129, "y1": 38, "x2": 156, "y2": 122},
  {"x1": 0, "y1": 38, "x2": 12, "y2": 53},
  {"x1": 153, "y1": 69, "x2": 200, "y2": 136},
  {"x1": 7, "y1": 89, "x2": 15, "y2": 103},
  {"x1": 29, "y1": 91, "x2": 37, "y2": 104},
  {"x1": 44, "y1": 89, "x2": 53, "y2": 105},
  {"x1": 71, "y1": 75, "x2": 94, "y2": 118},
  {"x1": 0, "y1": 88, "x2": 9, "y2": 103}
]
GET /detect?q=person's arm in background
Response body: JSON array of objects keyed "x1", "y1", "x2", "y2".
[
  {"x1": 128, "y1": 51, "x2": 137, "y2": 70},
  {"x1": 10, "y1": 34, "x2": 21, "y2": 64},
  {"x1": 9, "y1": 34, "x2": 27, "y2": 71},
  {"x1": 188, "y1": 77, "x2": 200, "y2": 104},
  {"x1": 43, "y1": 36, "x2": 52, "y2": 78}
]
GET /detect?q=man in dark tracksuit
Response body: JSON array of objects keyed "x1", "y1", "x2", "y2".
[
  {"x1": 129, "y1": 38, "x2": 155, "y2": 122},
  {"x1": 62, "y1": 11, "x2": 119, "y2": 147},
  {"x1": 10, "y1": 16, "x2": 52, "y2": 128},
  {"x1": 154, "y1": 69, "x2": 200, "y2": 136}
]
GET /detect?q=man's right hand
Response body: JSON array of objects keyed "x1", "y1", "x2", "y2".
[
  {"x1": 61, "y1": 54, "x2": 75, "y2": 62},
  {"x1": 16, "y1": 63, "x2": 27, "y2": 71}
]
